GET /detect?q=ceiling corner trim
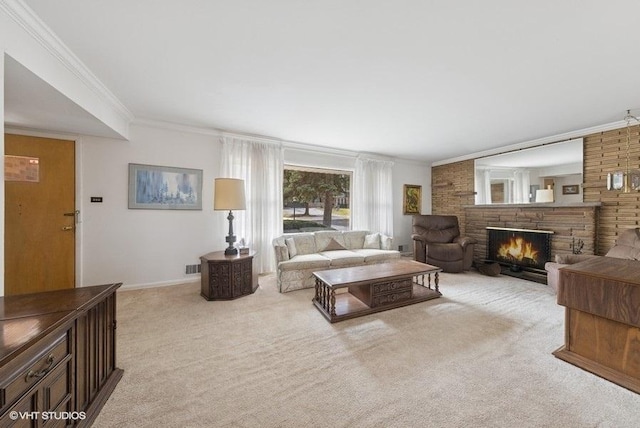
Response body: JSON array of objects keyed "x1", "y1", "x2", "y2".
[{"x1": 1, "y1": 0, "x2": 134, "y2": 123}]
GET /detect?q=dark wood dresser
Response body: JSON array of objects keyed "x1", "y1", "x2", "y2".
[
  {"x1": 0, "y1": 283, "x2": 123, "y2": 426},
  {"x1": 554, "y1": 257, "x2": 640, "y2": 394},
  {"x1": 200, "y1": 251, "x2": 258, "y2": 300}
]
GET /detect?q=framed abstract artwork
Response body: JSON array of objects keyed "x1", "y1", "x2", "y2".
[
  {"x1": 403, "y1": 184, "x2": 422, "y2": 215},
  {"x1": 128, "y1": 163, "x2": 203, "y2": 210}
]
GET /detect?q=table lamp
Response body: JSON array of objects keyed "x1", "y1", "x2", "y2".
[
  {"x1": 214, "y1": 178, "x2": 246, "y2": 255},
  {"x1": 535, "y1": 185, "x2": 554, "y2": 203}
]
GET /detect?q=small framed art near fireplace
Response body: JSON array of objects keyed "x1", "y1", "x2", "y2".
[{"x1": 486, "y1": 227, "x2": 553, "y2": 282}]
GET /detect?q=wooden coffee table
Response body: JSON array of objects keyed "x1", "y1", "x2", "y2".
[{"x1": 312, "y1": 260, "x2": 442, "y2": 323}]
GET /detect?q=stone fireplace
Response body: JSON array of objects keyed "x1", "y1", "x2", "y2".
[{"x1": 463, "y1": 202, "x2": 600, "y2": 281}]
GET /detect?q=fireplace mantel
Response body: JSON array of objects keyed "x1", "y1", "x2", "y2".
[{"x1": 464, "y1": 202, "x2": 601, "y2": 209}]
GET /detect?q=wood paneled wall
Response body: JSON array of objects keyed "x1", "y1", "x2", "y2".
[
  {"x1": 583, "y1": 126, "x2": 640, "y2": 253},
  {"x1": 431, "y1": 159, "x2": 475, "y2": 235},
  {"x1": 431, "y1": 125, "x2": 640, "y2": 255}
]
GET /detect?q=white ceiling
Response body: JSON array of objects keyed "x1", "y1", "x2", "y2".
[{"x1": 7, "y1": 1, "x2": 640, "y2": 163}]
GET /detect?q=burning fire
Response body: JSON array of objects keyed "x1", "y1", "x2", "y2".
[{"x1": 497, "y1": 237, "x2": 538, "y2": 263}]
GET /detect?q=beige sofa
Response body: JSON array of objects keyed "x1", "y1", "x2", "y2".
[
  {"x1": 272, "y1": 230, "x2": 400, "y2": 293},
  {"x1": 544, "y1": 228, "x2": 640, "y2": 292}
]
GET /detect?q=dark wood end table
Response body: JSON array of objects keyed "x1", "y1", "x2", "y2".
[{"x1": 200, "y1": 250, "x2": 258, "y2": 300}]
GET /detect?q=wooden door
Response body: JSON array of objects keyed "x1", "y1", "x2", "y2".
[{"x1": 4, "y1": 134, "x2": 76, "y2": 295}]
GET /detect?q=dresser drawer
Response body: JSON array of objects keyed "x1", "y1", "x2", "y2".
[{"x1": 0, "y1": 328, "x2": 71, "y2": 414}]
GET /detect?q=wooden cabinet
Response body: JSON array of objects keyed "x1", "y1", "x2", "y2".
[
  {"x1": 554, "y1": 257, "x2": 640, "y2": 394},
  {"x1": 0, "y1": 283, "x2": 123, "y2": 426},
  {"x1": 0, "y1": 324, "x2": 73, "y2": 427},
  {"x1": 200, "y1": 251, "x2": 258, "y2": 300}
]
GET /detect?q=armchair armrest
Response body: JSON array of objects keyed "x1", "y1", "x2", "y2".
[
  {"x1": 411, "y1": 234, "x2": 427, "y2": 242},
  {"x1": 453, "y1": 236, "x2": 477, "y2": 248},
  {"x1": 380, "y1": 234, "x2": 394, "y2": 250},
  {"x1": 554, "y1": 254, "x2": 599, "y2": 264},
  {"x1": 273, "y1": 244, "x2": 290, "y2": 263}
]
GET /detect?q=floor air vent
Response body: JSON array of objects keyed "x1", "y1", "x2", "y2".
[{"x1": 185, "y1": 264, "x2": 201, "y2": 274}]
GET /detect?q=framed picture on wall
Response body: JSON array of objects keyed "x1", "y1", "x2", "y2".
[
  {"x1": 128, "y1": 163, "x2": 203, "y2": 210},
  {"x1": 403, "y1": 184, "x2": 422, "y2": 215},
  {"x1": 562, "y1": 184, "x2": 580, "y2": 195}
]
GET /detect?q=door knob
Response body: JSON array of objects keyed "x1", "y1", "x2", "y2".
[{"x1": 61, "y1": 225, "x2": 74, "y2": 231}]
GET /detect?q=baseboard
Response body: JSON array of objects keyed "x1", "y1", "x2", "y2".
[{"x1": 119, "y1": 277, "x2": 200, "y2": 291}]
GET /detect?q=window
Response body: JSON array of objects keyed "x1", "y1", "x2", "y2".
[{"x1": 283, "y1": 166, "x2": 351, "y2": 233}]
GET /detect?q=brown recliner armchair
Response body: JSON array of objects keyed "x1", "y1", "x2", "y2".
[{"x1": 411, "y1": 215, "x2": 477, "y2": 273}]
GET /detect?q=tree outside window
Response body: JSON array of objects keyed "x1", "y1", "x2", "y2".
[{"x1": 283, "y1": 167, "x2": 350, "y2": 233}]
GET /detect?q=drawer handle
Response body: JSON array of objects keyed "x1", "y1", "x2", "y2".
[{"x1": 25, "y1": 354, "x2": 55, "y2": 381}]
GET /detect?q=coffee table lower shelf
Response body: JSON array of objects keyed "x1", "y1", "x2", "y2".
[{"x1": 313, "y1": 283, "x2": 441, "y2": 323}]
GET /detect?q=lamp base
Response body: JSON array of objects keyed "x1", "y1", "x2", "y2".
[{"x1": 225, "y1": 247, "x2": 238, "y2": 256}]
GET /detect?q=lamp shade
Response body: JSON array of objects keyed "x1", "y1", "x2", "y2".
[
  {"x1": 214, "y1": 178, "x2": 246, "y2": 210},
  {"x1": 535, "y1": 188, "x2": 554, "y2": 203}
]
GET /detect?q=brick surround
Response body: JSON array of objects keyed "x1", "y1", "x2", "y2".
[{"x1": 464, "y1": 203, "x2": 600, "y2": 266}]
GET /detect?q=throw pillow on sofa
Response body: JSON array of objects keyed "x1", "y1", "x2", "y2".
[
  {"x1": 314, "y1": 231, "x2": 347, "y2": 252},
  {"x1": 323, "y1": 238, "x2": 347, "y2": 251},
  {"x1": 364, "y1": 233, "x2": 381, "y2": 249}
]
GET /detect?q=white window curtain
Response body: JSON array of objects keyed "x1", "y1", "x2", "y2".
[
  {"x1": 512, "y1": 169, "x2": 531, "y2": 204},
  {"x1": 352, "y1": 156, "x2": 394, "y2": 236},
  {"x1": 220, "y1": 137, "x2": 283, "y2": 273},
  {"x1": 475, "y1": 168, "x2": 492, "y2": 204}
]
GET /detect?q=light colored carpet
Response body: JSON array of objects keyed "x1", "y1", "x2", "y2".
[{"x1": 93, "y1": 271, "x2": 639, "y2": 428}]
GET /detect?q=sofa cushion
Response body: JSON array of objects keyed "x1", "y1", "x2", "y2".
[
  {"x1": 278, "y1": 254, "x2": 331, "y2": 271},
  {"x1": 343, "y1": 230, "x2": 367, "y2": 250},
  {"x1": 314, "y1": 231, "x2": 346, "y2": 252},
  {"x1": 285, "y1": 238, "x2": 298, "y2": 258},
  {"x1": 319, "y1": 250, "x2": 365, "y2": 266},
  {"x1": 353, "y1": 249, "x2": 401, "y2": 263},
  {"x1": 291, "y1": 234, "x2": 317, "y2": 255},
  {"x1": 364, "y1": 233, "x2": 381, "y2": 249}
]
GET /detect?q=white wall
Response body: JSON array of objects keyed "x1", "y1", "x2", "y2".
[
  {"x1": 79, "y1": 124, "x2": 222, "y2": 288},
  {"x1": 77, "y1": 137, "x2": 430, "y2": 288},
  {"x1": 392, "y1": 160, "x2": 430, "y2": 253}
]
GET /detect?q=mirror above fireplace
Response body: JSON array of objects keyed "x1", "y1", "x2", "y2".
[{"x1": 474, "y1": 138, "x2": 583, "y2": 205}]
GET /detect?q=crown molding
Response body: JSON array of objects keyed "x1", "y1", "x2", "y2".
[
  {"x1": 133, "y1": 117, "x2": 223, "y2": 137},
  {"x1": 432, "y1": 120, "x2": 627, "y2": 166},
  {"x1": 133, "y1": 117, "x2": 429, "y2": 164},
  {"x1": 0, "y1": 0, "x2": 134, "y2": 123}
]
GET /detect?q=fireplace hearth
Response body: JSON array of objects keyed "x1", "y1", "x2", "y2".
[{"x1": 486, "y1": 227, "x2": 553, "y2": 280}]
